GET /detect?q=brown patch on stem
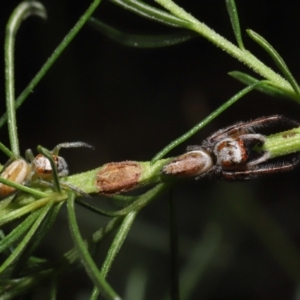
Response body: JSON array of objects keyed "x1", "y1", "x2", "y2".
[{"x1": 96, "y1": 161, "x2": 141, "y2": 195}]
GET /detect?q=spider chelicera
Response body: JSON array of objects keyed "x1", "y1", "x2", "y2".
[
  {"x1": 162, "y1": 115, "x2": 300, "y2": 181},
  {"x1": 0, "y1": 142, "x2": 93, "y2": 197}
]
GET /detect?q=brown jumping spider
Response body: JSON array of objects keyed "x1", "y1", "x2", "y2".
[{"x1": 162, "y1": 115, "x2": 300, "y2": 181}]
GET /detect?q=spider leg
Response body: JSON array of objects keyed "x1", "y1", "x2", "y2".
[
  {"x1": 236, "y1": 115, "x2": 300, "y2": 132},
  {"x1": 52, "y1": 142, "x2": 94, "y2": 155},
  {"x1": 195, "y1": 165, "x2": 219, "y2": 180},
  {"x1": 206, "y1": 115, "x2": 300, "y2": 143},
  {"x1": 238, "y1": 133, "x2": 266, "y2": 145},
  {"x1": 247, "y1": 151, "x2": 270, "y2": 166},
  {"x1": 236, "y1": 133, "x2": 269, "y2": 166},
  {"x1": 219, "y1": 154, "x2": 300, "y2": 181},
  {"x1": 204, "y1": 118, "x2": 263, "y2": 142}
]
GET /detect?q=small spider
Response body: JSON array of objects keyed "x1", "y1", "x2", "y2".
[
  {"x1": 0, "y1": 141, "x2": 93, "y2": 197},
  {"x1": 162, "y1": 115, "x2": 300, "y2": 181},
  {"x1": 28, "y1": 142, "x2": 93, "y2": 180}
]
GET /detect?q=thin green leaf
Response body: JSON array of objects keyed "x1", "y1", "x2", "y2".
[
  {"x1": 101, "y1": 211, "x2": 137, "y2": 277},
  {"x1": 75, "y1": 199, "x2": 122, "y2": 217},
  {"x1": 0, "y1": 142, "x2": 14, "y2": 158},
  {"x1": 49, "y1": 279, "x2": 57, "y2": 300},
  {"x1": 0, "y1": 231, "x2": 13, "y2": 256},
  {"x1": 90, "y1": 286, "x2": 101, "y2": 300},
  {"x1": 229, "y1": 71, "x2": 293, "y2": 99},
  {"x1": 0, "y1": 201, "x2": 53, "y2": 275},
  {"x1": 27, "y1": 256, "x2": 48, "y2": 264},
  {"x1": 11, "y1": 202, "x2": 63, "y2": 277},
  {"x1": 247, "y1": 29, "x2": 300, "y2": 98},
  {"x1": 0, "y1": 194, "x2": 16, "y2": 210},
  {"x1": 109, "y1": 0, "x2": 189, "y2": 28},
  {"x1": 111, "y1": 194, "x2": 138, "y2": 203},
  {"x1": 0, "y1": 210, "x2": 40, "y2": 254},
  {"x1": 225, "y1": 0, "x2": 244, "y2": 49},
  {"x1": 4, "y1": 2, "x2": 46, "y2": 155},
  {"x1": 151, "y1": 81, "x2": 265, "y2": 163},
  {"x1": 0, "y1": 0, "x2": 103, "y2": 129},
  {"x1": 89, "y1": 17, "x2": 196, "y2": 48},
  {"x1": 61, "y1": 216, "x2": 123, "y2": 269},
  {"x1": 98, "y1": 185, "x2": 172, "y2": 278},
  {"x1": 67, "y1": 192, "x2": 121, "y2": 300},
  {"x1": 0, "y1": 176, "x2": 48, "y2": 198}
]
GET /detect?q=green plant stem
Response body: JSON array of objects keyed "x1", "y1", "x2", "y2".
[
  {"x1": 155, "y1": 0, "x2": 298, "y2": 100},
  {"x1": 0, "y1": 0, "x2": 103, "y2": 129},
  {"x1": 4, "y1": 2, "x2": 46, "y2": 155},
  {"x1": 260, "y1": 127, "x2": 300, "y2": 157}
]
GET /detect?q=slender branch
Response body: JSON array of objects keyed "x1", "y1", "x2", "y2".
[
  {"x1": 155, "y1": 0, "x2": 298, "y2": 100},
  {"x1": 0, "y1": 0, "x2": 103, "y2": 128},
  {"x1": 4, "y1": 2, "x2": 46, "y2": 155}
]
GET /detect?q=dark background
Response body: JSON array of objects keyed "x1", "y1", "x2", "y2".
[{"x1": 1, "y1": 1, "x2": 300, "y2": 299}]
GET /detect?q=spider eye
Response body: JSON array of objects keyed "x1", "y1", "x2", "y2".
[
  {"x1": 0, "y1": 159, "x2": 31, "y2": 197},
  {"x1": 162, "y1": 150, "x2": 213, "y2": 177}
]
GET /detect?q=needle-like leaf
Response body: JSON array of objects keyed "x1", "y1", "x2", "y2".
[
  {"x1": 89, "y1": 17, "x2": 196, "y2": 48},
  {"x1": 225, "y1": 0, "x2": 244, "y2": 49}
]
